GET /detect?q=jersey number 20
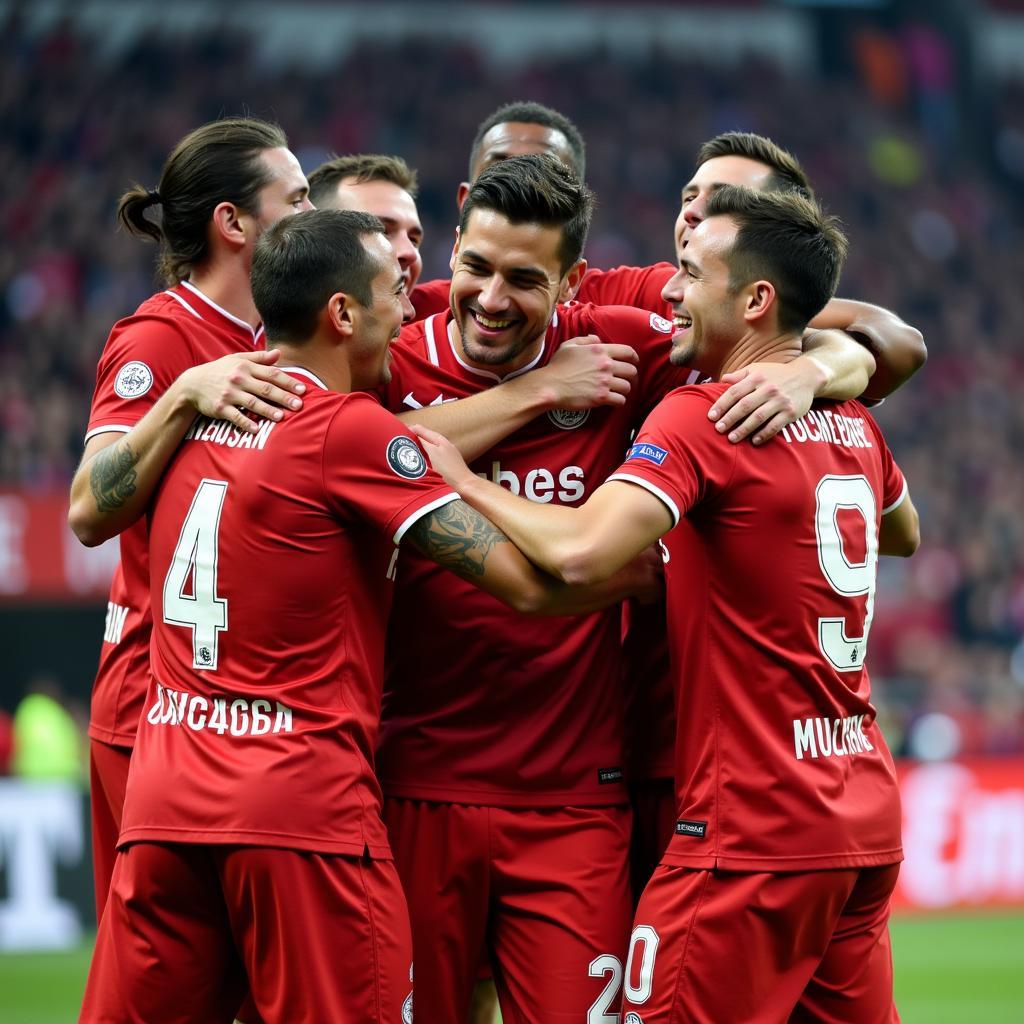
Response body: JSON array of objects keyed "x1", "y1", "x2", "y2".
[{"x1": 162, "y1": 478, "x2": 229, "y2": 671}]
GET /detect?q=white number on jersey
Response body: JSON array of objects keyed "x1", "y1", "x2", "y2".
[
  {"x1": 814, "y1": 474, "x2": 878, "y2": 672},
  {"x1": 162, "y1": 478, "x2": 229, "y2": 671},
  {"x1": 587, "y1": 954, "x2": 623, "y2": 1024},
  {"x1": 624, "y1": 925, "x2": 659, "y2": 1004}
]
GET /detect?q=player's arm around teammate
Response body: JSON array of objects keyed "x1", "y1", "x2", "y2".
[{"x1": 69, "y1": 349, "x2": 305, "y2": 546}]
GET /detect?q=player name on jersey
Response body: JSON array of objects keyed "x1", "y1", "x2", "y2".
[
  {"x1": 780, "y1": 409, "x2": 873, "y2": 449},
  {"x1": 183, "y1": 415, "x2": 277, "y2": 449},
  {"x1": 793, "y1": 714, "x2": 875, "y2": 760}
]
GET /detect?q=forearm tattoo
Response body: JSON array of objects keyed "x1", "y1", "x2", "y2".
[
  {"x1": 408, "y1": 499, "x2": 506, "y2": 577},
  {"x1": 89, "y1": 440, "x2": 139, "y2": 513}
]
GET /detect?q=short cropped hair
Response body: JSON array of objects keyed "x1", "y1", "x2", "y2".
[
  {"x1": 459, "y1": 154, "x2": 594, "y2": 275},
  {"x1": 251, "y1": 209, "x2": 386, "y2": 344},
  {"x1": 705, "y1": 185, "x2": 848, "y2": 333},
  {"x1": 117, "y1": 118, "x2": 288, "y2": 285},
  {"x1": 696, "y1": 132, "x2": 812, "y2": 199},
  {"x1": 468, "y1": 101, "x2": 586, "y2": 180},
  {"x1": 307, "y1": 153, "x2": 419, "y2": 208}
]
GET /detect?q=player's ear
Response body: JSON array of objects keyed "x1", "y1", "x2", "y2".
[
  {"x1": 744, "y1": 280, "x2": 775, "y2": 325},
  {"x1": 456, "y1": 182, "x2": 470, "y2": 211},
  {"x1": 326, "y1": 291, "x2": 357, "y2": 337},
  {"x1": 558, "y1": 258, "x2": 588, "y2": 304},
  {"x1": 449, "y1": 226, "x2": 462, "y2": 274},
  {"x1": 210, "y1": 201, "x2": 247, "y2": 252}
]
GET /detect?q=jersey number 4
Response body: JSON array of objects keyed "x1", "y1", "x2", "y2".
[
  {"x1": 162, "y1": 478, "x2": 229, "y2": 671},
  {"x1": 815, "y1": 474, "x2": 878, "y2": 672}
]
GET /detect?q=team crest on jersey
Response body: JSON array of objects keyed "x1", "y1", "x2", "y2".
[
  {"x1": 547, "y1": 408, "x2": 590, "y2": 431},
  {"x1": 114, "y1": 360, "x2": 154, "y2": 399},
  {"x1": 649, "y1": 313, "x2": 673, "y2": 334},
  {"x1": 402, "y1": 992, "x2": 413, "y2": 1023},
  {"x1": 386, "y1": 436, "x2": 427, "y2": 479},
  {"x1": 625, "y1": 1014, "x2": 644, "y2": 1024}
]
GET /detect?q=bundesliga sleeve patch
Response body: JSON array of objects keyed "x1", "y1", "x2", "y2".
[
  {"x1": 113, "y1": 361, "x2": 154, "y2": 399},
  {"x1": 386, "y1": 435, "x2": 428, "y2": 479},
  {"x1": 649, "y1": 312, "x2": 673, "y2": 334},
  {"x1": 625, "y1": 441, "x2": 669, "y2": 466}
]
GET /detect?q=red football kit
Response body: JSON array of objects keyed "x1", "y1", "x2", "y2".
[
  {"x1": 609, "y1": 384, "x2": 908, "y2": 1021},
  {"x1": 83, "y1": 280, "x2": 264, "y2": 916},
  {"x1": 376, "y1": 304, "x2": 692, "y2": 1022},
  {"x1": 83, "y1": 372, "x2": 456, "y2": 1024},
  {"x1": 409, "y1": 261, "x2": 675, "y2": 322}
]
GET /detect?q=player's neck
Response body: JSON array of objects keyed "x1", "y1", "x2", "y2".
[
  {"x1": 188, "y1": 258, "x2": 261, "y2": 331},
  {"x1": 274, "y1": 344, "x2": 352, "y2": 394},
  {"x1": 718, "y1": 330, "x2": 803, "y2": 379},
  {"x1": 448, "y1": 318, "x2": 544, "y2": 379}
]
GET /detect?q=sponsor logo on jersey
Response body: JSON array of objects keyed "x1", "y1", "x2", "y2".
[
  {"x1": 598, "y1": 766, "x2": 624, "y2": 784},
  {"x1": 675, "y1": 818, "x2": 707, "y2": 838},
  {"x1": 387, "y1": 436, "x2": 428, "y2": 479},
  {"x1": 626, "y1": 442, "x2": 669, "y2": 466},
  {"x1": 113, "y1": 360, "x2": 154, "y2": 399},
  {"x1": 402, "y1": 992, "x2": 413, "y2": 1023},
  {"x1": 625, "y1": 1014, "x2": 644, "y2": 1024},
  {"x1": 649, "y1": 313, "x2": 673, "y2": 334},
  {"x1": 547, "y1": 408, "x2": 591, "y2": 430}
]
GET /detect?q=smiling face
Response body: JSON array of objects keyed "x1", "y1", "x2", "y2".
[
  {"x1": 448, "y1": 208, "x2": 580, "y2": 373},
  {"x1": 348, "y1": 233, "x2": 413, "y2": 389},
  {"x1": 662, "y1": 215, "x2": 745, "y2": 374}
]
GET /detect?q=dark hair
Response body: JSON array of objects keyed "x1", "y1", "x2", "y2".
[
  {"x1": 251, "y1": 209, "x2": 386, "y2": 343},
  {"x1": 705, "y1": 185, "x2": 848, "y2": 333},
  {"x1": 307, "y1": 153, "x2": 419, "y2": 208},
  {"x1": 459, "y1": 155, "x2": 593, "y2": 275},
  {"x1": 695, "y1": 132, "x2": 812, "y2": 199},
  {"x1": 117, "y1": 117, "x2": 289, "y2": 285},
  {"x1": 468, "y1": 101, "x2": 586, "y2": 180}
]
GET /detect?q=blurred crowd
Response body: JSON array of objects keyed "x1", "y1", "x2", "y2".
[{"x1": 2, "y1": 11, "x2": 1023, "y2": 758}]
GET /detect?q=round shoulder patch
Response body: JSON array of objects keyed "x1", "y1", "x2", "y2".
[
  {"x1": 386, "y1": 435, "x2": 427, "y2": 479},
  {"x1": 113, "y1": 361, "x2": 154, "y2": 399},
  {"x1": 649, "y1": 313, "x2": 673, "y2": 334},
  {"x1": 547, "y1": 408, "x2": 591, "y2": 431},
  {"x1": 624, "y1": 1014, "x2": 644, "y2": 1024}
]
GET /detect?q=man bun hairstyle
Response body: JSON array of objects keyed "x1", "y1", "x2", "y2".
[
  {"x1": 706, "y1": 185, "x2": 848, "y2": 333},
  {"x1": 696, "y1": 132, "x2": 812, "y2": 200},
  {"x1": 469, "y1": 100, "x2": 586, "y2": 180},
  {"x1": 117, "y1": 117, "x2": 289, "y2": 286},
  {"x1": 251, "y1": 209, "x2": 386, "y2": 344},
  {"x1": 307, "y1": 153, "x2": 419, "y2": 208},
  {"x1": 459, "y1": 154, "x2": 594, "y2": 275}
]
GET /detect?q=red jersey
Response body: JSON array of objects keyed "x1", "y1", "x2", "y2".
[
  {"x1": 376, "y1": 305, "x2": 694, "y2": 806},
  {"x1": 409, "y1": 263, "x2": 675, "y2": 323},
  {"x1": 85, "y1": 282, "x2": 264, "y2": 747},
  {"x1": 121, "y1": 373, "x2": 458, "y2": 855},
  {"x1": 609, "y1": 385, "x2": 908, "y2": 870}
]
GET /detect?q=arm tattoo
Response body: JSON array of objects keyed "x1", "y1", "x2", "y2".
[
  {"x1": 89, "y1": 440, "x2": 139, "y2": 513},
  {"x1": 407, "y1": 499, "x2": 506, "y2": 578}
]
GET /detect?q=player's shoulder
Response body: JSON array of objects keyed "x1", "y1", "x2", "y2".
[
  {"x1": 577, "y1": 262, "x2": 675, "y2": 308},
  {"x1": 556, "y1": 301, "x2": 673, "y2": 343},
  {"x1": 410, "y1": 278, "x2": 450, "y2": 322}
]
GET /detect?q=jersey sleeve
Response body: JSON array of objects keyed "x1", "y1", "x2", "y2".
[
  {"x1": 322, "y1": 394, "x2": 459, "y2": 542},
  {"x1": 409, "y1": 278, "x2": 451, "y2": 323},
  {"x1": 86, "y1": 317, "x2": 201, "y2": 440},
  {"x1": 860, "y1": 404, "x2": 908, "y2": 512},
  {"x1": 607, "y1": 385, "x2": 738, "y2": 525},
  {"x1": 577, "y1": 263, "x2": 676, "y2": 313}
]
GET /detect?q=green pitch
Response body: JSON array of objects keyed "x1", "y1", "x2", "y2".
[{"x1": 0, "y1": 914, "x2": 1021, "y2": 1022}]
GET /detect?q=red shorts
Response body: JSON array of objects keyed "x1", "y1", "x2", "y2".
[
  {"x1": 80, "y1": 842, "x2": 413, "y2": 1024},
  {"x1": 623, "y1": 862, "x2": 902, "y2": 1024},
  {"x1": 629, "y1": 777, "x2": 677, "y2": 904},
  {"x1": 384, "y1": 799, "x2": 632, "y2": 1024},
  {"x1": 88, "y1": 738, "x2": 133, "y2": 922}
]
